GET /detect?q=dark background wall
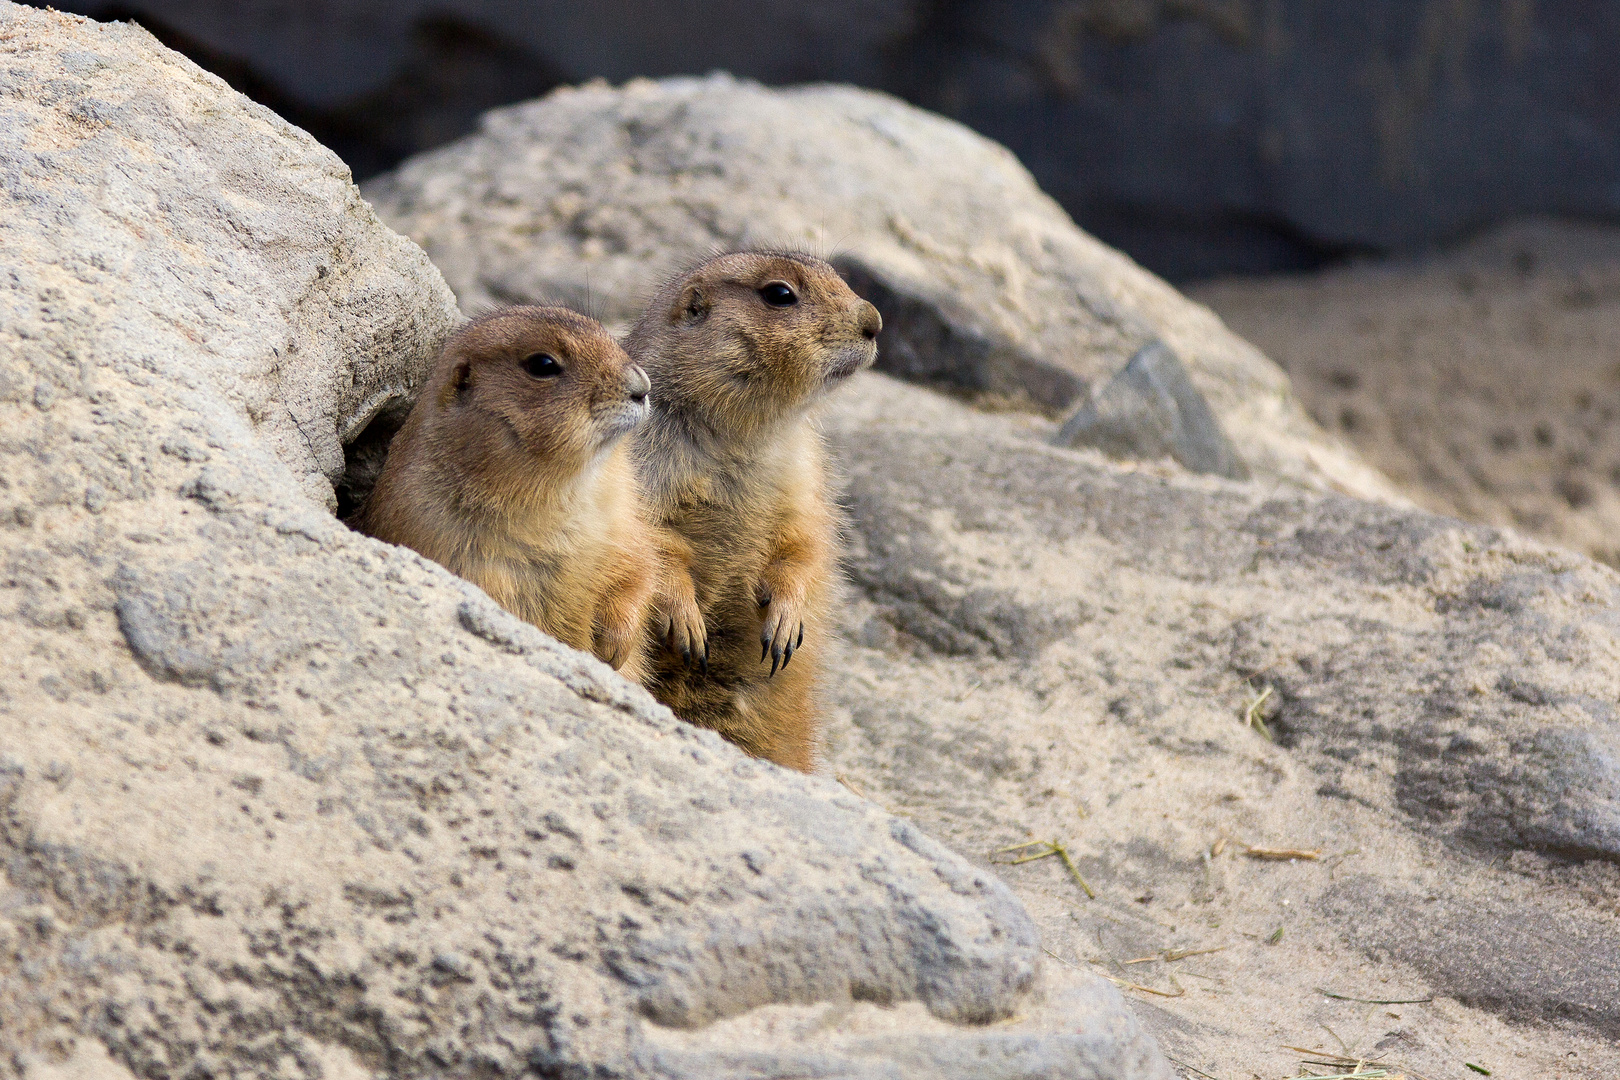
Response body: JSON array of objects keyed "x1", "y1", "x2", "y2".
[{"x1": 53, "y1": 0, "x2": 1620, "y2": 281}]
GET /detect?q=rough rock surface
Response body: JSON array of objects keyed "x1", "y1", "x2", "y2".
[
  {"x1": 0, "y1": 7, "x2": 1170, "y2": 1079},
  {"x1": 822, "y1": 373, "x2": 1620, "y2": 1077},
  {"x1": 361, "y1": 74, "x2": 1398, "y2": 504}
]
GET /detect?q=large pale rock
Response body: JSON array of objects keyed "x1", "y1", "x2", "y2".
[
  {"x1": 362, "y1": 74, "x2": 1399, "y2": 502},
  {"x1": 821, "y1": 373, "x2": 1620, "y2": 1072},
  {"x1": 0, "y1": 7, "x2": 1171, "y2": 1078}
]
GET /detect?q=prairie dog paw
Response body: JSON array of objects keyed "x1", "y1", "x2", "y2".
[
  {"x1": 596, "y1": 616, "x2": 639, "y2": 671},
  {"x1": 759, "y1": 595, "x2": 805, "y2": 677},
  {"x1": 662, "y1": 596, "x2": 709, "y2": 672}
]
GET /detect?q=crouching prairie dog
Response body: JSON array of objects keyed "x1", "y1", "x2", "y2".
[
  {"x1": 628, "y1": 251, "x2": 881, "y2": 770},
  {"x1": 355, "y1": 306, "x2": 659, "y2": 681}
]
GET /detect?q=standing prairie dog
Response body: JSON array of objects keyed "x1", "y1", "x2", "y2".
[
  {"x1": 355, "y1": 306, "x2": 658, "y2": 681},
  {"x1": 627, "y1": 251, "x2": 882, "y2": 770}
]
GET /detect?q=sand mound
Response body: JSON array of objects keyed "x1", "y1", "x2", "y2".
[{"x1": 1194, "y1": 219, "x2": 1620, "y2": 566}]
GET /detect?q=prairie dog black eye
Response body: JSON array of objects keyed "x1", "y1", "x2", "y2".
[
  {"x1": 759, "y1": 282, "x2": 798, "y2": 307},
  {"x1": 522, "y1": 353, "x2": 563, "y2": 378}
]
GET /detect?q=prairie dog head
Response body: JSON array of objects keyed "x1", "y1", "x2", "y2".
[
  {"x1": 425, "y1": 305, "x2": 650, "y2": 491},
  {"x1": 628, "y1": 252, "x2": 881, "y2": 436}
]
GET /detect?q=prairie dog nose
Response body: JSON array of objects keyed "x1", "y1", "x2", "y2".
[
  {"x1": 856, "y1": 300, "x2": 882, "y2": 341},
  {"x1": 626, "y1": 364, "x2": 651, "y2": 403}
]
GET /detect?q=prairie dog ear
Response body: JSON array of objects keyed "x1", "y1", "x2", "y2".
[
  {"x1": 675, "y1": 283, "x2": 710, "y2": 323},
  {"x1": 438, "y1": 360, "x2": 472, "y2": 408}
]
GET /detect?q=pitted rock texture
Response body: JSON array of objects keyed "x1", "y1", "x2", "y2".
[
  {"x1": 362, "y1": 73, "x2": 1398, "y2": 504},
  {"x1": 0, "y1": 7, "x2": 1171, "y2": 1079}
]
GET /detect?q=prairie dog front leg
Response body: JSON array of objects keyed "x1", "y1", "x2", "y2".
[
  {"x1": 755, "y1": 514, "x2": 828, "y2": 676},
  {"x1": 654, "y1": 528, "x2": 708, "y2": 670}
]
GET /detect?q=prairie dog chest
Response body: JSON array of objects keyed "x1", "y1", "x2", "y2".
[
  {"x1": 479, "y1": 458, "x2": 634, "y2": 587},
  {"x1": 673, "y1": 426, "x2": 824, "y2": 578}
]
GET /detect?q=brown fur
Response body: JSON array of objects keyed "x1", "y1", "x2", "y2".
[
  {"x1": 354, "y1": 306, "x2": 659, "y2": 680},
  {"x1": 627, "y1": 252, "x2": 881, "y2": 770}
]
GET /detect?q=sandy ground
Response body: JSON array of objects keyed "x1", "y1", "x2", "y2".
[
  {"x1": 1189, "y1": 219, "x2": 1620, "y2": 565},
  {"x1": 817, "y1": 374, "x2": 1618, "y2": 1080}
]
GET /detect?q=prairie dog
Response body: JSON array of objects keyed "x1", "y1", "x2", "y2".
[
  {"x1": 627, "y1": 252, "x2": 881, "y2": 770},
  {"x1": 356, "y1": 306, "x2": 658, "y2": 680}
]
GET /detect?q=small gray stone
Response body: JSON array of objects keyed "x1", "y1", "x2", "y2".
[
  {"x1": 1053, "y1": 341, "x2": 1250, "y2": 480},
  {"x1": 1505, "y1": 726, "x2": 1620, "y2": 860}
]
